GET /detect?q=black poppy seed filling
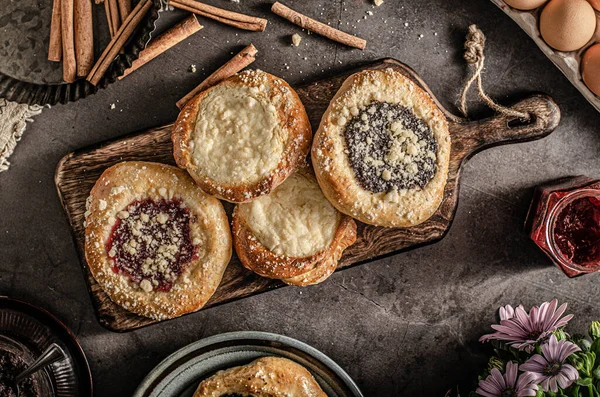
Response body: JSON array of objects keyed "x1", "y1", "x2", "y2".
[{"x1": 343, "y1": 101, "x2": 437, "y2": 193}]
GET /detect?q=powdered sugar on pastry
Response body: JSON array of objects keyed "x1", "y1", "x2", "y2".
[{"x1": 312, "y1": 67, "x2": 451, "y2": 228}]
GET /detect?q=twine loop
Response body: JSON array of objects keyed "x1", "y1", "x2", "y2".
[{"x1": 456, "y1": 24, "x2": 530, "y2": 122}]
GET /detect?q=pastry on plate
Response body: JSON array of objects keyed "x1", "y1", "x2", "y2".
[
  {"x1": 172, "y1": 69, "x2": 312, "y2": 203},
  {"x1": 312, "y1": 67, "x2": 451, "y2": 227},
  {"x1": 193, "y1": 356, "x2": 327, "y2": 397},
  {"x1": 84, "y1": 162, "x2": 231, "y2": 320},
  {"x1": 232, "y1": 166, "x2": 356, "y2": 286}
]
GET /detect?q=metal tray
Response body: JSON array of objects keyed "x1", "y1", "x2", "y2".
[
  {"x1": 0, "y1": 0, "x2": 162, "y2": 105},
  {"x1": 490, "y1": 0, "x2": 600, "y2": 112}
]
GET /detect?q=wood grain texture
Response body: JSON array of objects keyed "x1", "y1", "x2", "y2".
[{"x1": 55, "y1": 59, "x2": 561, "y2": 332}]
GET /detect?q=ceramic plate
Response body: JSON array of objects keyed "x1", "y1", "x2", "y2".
[
  {"x1": 0, "y1": 296, "x2": 93, "y2": 396},
  {"x1": 133, "y1": 331, "x2": 363, "y2": 397}
]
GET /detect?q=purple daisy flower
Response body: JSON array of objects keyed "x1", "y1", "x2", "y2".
[
  {"x1": 520, "y1": 334, "x2": 580, "y2": 392},
  {"x1": 480, "y1": 299, "x2": 573, "y2": 352},
  {"x1": 476, "y1": 362, "x2": 538, "y2": 397}
]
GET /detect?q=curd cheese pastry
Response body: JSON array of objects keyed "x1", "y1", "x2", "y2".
[
  {"x1": 172, "y1": 70, "x2": 312, "y2": 203},
  {"x1": 232, "y1": 166, "x2": 356, "y2": 286},
  {"x1": 84, "y1": 162, "x2": 232, "y2": 320},
  {"x1": 193, "y1": 356, "x2": 327, "y2": 397},
  {"x1": 312, "y1": 67, "x2": 451, "y2": 227}
]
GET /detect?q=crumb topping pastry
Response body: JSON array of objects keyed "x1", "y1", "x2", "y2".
[
  {"x1": 344, "y1": 100, "x2": 437, "y2": 192},
  {"x1": 311, "y1": 67, "x2": 451, "y2": 228},
  {"x1": 84, "y1": 162, "x2": 232, "y2": 320},
  {"x1": 173, "y1": 70, "x2": 312, "y2": 203},
  {"x1": 106, "y1": 198, "x2": 197, "y2": 292},
  {"x1": 193, "y1": 356, "x2": 327, "y2": 397}
]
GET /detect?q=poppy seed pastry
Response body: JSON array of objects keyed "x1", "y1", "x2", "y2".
[
  {"x1": 172, "y1": 70, "x2": 312, "y2": 203},
  {"x1": 312, "y1": 67, "x2": 451, "y2": 227},
  {"x1": 193, "y1": 356, "x2": 327, "y2": 397},
  {"x1": 232, "y1": 166, "x2": 356, "y2": 286},
  {"x1": 84, "y1": 162, "x2": 232, "y2": 320}
]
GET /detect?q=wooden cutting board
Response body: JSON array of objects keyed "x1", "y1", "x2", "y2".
[{"x1": 55, "y1": 59, "x2": 560, "y2": 332}]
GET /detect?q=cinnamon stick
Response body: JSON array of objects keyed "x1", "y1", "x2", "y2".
[
  {"x1": 120, "y1": 15, "x2": 203, "y2": 79},
  {"x1": 48, "y1": 0, "x2": 62, "y2": 61},
  {"x1": 108, "y1": 0, "x2": 121, "y2": 36},
  {"x1": 61, "y1": 0, "x2": 77, "y2": 82},
  {"x1": 75, "y1": 0, "x2": 94, "y2": 76},
  {"x1": 177, "y1": 43, "x2": 258, "y2": 109},
  {"x1": 169, "y1": 0, "x2": 267, "y2": 32},
  {"x1": 87, "y1": 0, "x2": 153, "y2": 85},
  {"x1": 104, "y1": 0, "x2": 115, "y2": 36},
  {"x1": 117, "y1": 0, "x2": 132, "y2": 22},
  {"x1": 271, "y1": 2, "x2": 366, "y2": 50}
]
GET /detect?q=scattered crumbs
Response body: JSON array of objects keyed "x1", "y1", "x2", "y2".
[
  {"x1": 189, "y1": 64, "x2": 197, "y2": 73},
  {"x1": 230, "y1": 0, "x2": 239, "y2": 2},
  {"x1": 404, "y1": 22, "x2": 409, "y2": 27},
  {"x1": 434, "y1": 32, "x2": 438, "y2": 36},
  {"x1": 374, "y1": 0, "x2": 384, "y2": 5},
  {"x1": 291, "y1": 33, "x2": 302, "y2": 47},
  {"x1": 418, "y1": 34, "x2": 424, "y2": 39},
  {"x1": 366, "y1": 10, "x2": 373, "y2": 16},
  {"x1": 110, "y1": 103, "x2": 116, "y2": 110}
]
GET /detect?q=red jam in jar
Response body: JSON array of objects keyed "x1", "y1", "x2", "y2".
[{"x1": 526, "y1": 176, "x2": 600, "y2": 277}]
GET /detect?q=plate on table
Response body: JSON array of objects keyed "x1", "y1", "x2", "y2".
[
  {"x1": 0, "y1": 0, "x2": 162, "y2": 105},
  {"x1": 133, "y1": 331, "x2": 363, "y2": 397},
  {"x1": 0, "y1": 296, "x2": 93, "y2": 396}
]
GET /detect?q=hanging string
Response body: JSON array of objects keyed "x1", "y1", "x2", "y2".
[{"x1": 454, "y1": 24, "x2": 530, "y2": 122}]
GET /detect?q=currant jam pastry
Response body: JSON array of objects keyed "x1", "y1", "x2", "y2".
[
  {"x1": 232, "y1": 166, "x2": 356, "y2": 286},
  {"x1": 312, "y1": 67, "x2": 451, "y2": 227},
  {"x1": 193, "y1": 357, "x2": 327, "y2": 397},
  {"x1": 172, "y1": 69, "x2": 312, "y2": 203},
  {"x1": 84, "y1": 162, "x2": 232, "y2": 320}
]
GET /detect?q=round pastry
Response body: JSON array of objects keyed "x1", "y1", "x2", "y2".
[
  {"x1": 193, "y1": 356, "x2": 327, "y2": 397},
  {"x1": 312, "y1": 67, "x2": 451, "y2": 227},
  {"x1": 172, "y1": 69, "x2": 312, "y2": 203},
  {"x1": 232, "y1": 166, "x2": 356, "y2": 286},
  {"x1": 84, "y1": 162, "x2": 232, "y2": 320}
]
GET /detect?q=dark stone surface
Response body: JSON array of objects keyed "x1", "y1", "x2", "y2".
[{"x1": 1, "y1": 0, "x2": 600, "y2": 396}]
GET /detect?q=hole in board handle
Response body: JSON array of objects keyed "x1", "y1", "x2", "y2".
[{"x1": 507, "y1": 113, "x2": 536, "y2": 129}]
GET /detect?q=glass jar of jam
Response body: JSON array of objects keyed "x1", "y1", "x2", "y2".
[{"x1": 526, "y1": 176, "x2": 600, "y2": 277}]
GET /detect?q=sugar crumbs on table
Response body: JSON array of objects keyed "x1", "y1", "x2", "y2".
[
  {"x1": 189, "y1": 64, "x2": 197, "y2": 73},
  {"x1": 291, "y1": 33, "x2": 302, "y2": 47},
  {"x1": 110, "y1": 103, "x2": 116, "y2": 110}
]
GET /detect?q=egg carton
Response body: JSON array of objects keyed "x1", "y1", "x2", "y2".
[{"x1": 490, "y1": 0, "x2": 600, "y2": 113}]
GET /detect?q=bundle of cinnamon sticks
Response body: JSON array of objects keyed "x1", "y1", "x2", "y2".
[{"x1": 49, "y1": 0, "x2": 94, "y2": 82}]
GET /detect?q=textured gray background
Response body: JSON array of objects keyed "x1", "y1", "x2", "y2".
[{"x1": 1, "y1": 0, "x2": 600, "y2": 396}]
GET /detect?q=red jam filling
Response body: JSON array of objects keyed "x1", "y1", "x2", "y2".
[
  {"x1": 106, "y1": 198, "x2": 197, "y2": 292},
  {"x1": 554, "y1": 196, "x2": 600, "y2": 267}
]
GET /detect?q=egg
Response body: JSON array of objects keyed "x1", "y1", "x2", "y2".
[
  {"x1": 582, "y1": 44, "x2": 600, "y2": 96},
  {"x1": 587, "y1": 0, "x2": 600, "y2": 10},
  {"x1": 540, "y1": 0, "x2": 596, "y2": 52},
  {"x1": 504, "y1": 0, "x2": 548, "y2": 10}
]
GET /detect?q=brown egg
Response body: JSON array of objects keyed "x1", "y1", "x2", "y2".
[
  {"x1": 540, "y1": 0, "x2": 596, "y2": 52},
  {"x1": 504, "y1": 0, "x2": 548, "y2": 10},
  {"x1": 582, "y1": 44, "x2": 600, "y2": 96},
  {"x1": 587, "y1": 0, "x2": 600, "y2": 11}
]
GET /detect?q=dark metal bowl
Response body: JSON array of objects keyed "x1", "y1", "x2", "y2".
[{"x1": 0, "y1": 0, "x2": 162, "y2": 105}]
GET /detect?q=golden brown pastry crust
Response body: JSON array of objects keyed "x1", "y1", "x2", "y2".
[
  {"x1": 172, "y1": 70, "x2": 312, "y2": 203},
  {"x1": 232, "y1": 167, "x2": 356, "y2": 285},
  {"x1": 193, "y1": 356, "x2": 327, "y2": 397},
  {"x1": 84, "y1": 162, "x2": 232, "y2": 320},
  {"x1": 312, "y1": 67, "x2": 451, "y2": 227}
]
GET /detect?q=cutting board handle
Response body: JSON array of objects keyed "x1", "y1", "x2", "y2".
[{"x1": 450, "y1": 94, "x2": 560, "y2": 162}]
